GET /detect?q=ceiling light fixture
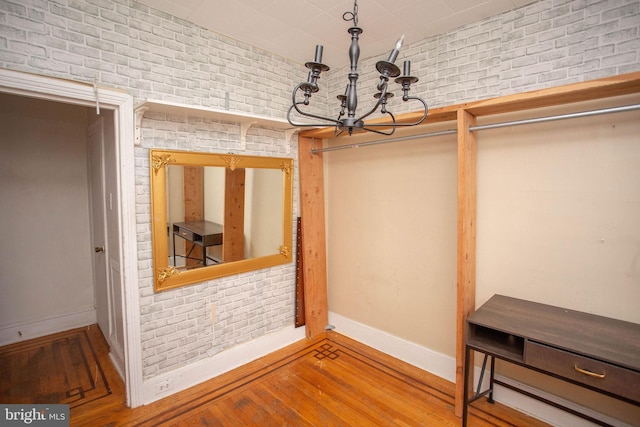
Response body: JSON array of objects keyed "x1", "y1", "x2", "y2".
[{"x1": 287, "y1": 0, "x2": 428, "y2": 137}]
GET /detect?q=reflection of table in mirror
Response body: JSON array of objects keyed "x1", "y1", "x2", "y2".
[{"x1": 172, "y1": 220, "x2": 223, "y2": 267}]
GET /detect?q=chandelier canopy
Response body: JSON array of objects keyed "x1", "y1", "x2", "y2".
[{"x1": 287, "y1": 0, "x2": 428, "y2": 137}]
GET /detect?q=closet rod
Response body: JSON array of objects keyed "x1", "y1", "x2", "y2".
[
  {"x1": 310, "y1": 103, "x2": 640, "y2": 154},
  {"x1": 310, "y1": 129, "x2": 457, "y2": 154},
  {"x1": 469, "y1": 103, "x2": 640, "y2": 132}
]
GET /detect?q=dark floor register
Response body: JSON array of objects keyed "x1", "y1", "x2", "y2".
[{"x1": 463, "y1": 294, "x2": 640, "y2": 426}]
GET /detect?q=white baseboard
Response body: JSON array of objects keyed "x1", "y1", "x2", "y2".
[
  {"x1": 0, "y1": 308, "x2": 97, "y2": 347},
  {"x1": 141, "y1": 325, "x2": 306, "y2": 405},
  {"x1": 109, "y1": 347, "x2": 126, "y2": 381},
  {"x1": 328, "y1": 311, "x2": 456, "y2": 382},
  {"x1": 328, "y1": 311, "x2": 630, "y2": 427}
]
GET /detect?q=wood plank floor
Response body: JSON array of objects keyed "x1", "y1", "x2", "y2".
[
  {"x1": 2, "y1": 326, "x2": 550, "y2": 426},
  {"x1": 0, "y1": 325, "x2": 120, "y2": 407}
]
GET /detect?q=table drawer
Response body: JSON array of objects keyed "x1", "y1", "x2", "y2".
[
  {"x1": 526, "y1": 341, "x2": 640, "y2": 402},
  {"x1": 174, "y1": 227, "x2": 194, "y2": 241}
]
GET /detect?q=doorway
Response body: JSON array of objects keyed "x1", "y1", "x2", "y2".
[
  {"x1": 0, "y1": 93, "x2": 123, "y2": 373},
  {"x1": 0, "y1": 68, "x2": 140, "y2": 407}
]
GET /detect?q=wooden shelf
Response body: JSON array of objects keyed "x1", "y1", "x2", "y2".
[
  {"x1": 300, "y1": 71, "x2": 640, "y2": 140},
  {"x1": 134, "y1": 100, "x2": 297, "y2": 149},
  {"x1": 467, "y1": 324, "x2": 525, "y2": 362},
  {"x1": 137, "y1": 100, "x2": 292, "y2": 128}
]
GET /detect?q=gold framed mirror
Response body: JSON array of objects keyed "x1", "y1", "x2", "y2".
[{"x1": 150, "y1": 149, "x2": 294, "y2": 291}]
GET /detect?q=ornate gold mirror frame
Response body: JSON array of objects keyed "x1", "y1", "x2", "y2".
[{"x1": 150, "y1": 149, "x2": 294, "y2": 291}]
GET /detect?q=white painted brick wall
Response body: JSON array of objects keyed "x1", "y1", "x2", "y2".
[
  {"x1": 326, "y1": 0, "x2": 640, "y2": 116},
  {"x1": 136, "y1": 117, "x2": 298, "y2": 378},
  {"x1": 0, "y1": 0, "x2": 637, "y2": 379}
]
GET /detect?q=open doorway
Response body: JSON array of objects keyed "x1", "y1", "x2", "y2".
[
  {"x1": 0, "y1": 92, "x2": 124, "y2": 372},
  {"x1": 0, "y1": 68, "x2": 140, "y2": 407}
]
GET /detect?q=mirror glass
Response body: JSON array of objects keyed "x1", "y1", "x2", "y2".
[{"x1": 150, "y1": 150, "x2": 294, "y2": 291}]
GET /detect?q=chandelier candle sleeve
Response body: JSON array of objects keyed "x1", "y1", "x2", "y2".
[
  {"x1": 388, "y1": 35, "x2": 404, "y2": 63},
  {"x1": 314, "y1": 45, "x2": 323, "y2": 63}
]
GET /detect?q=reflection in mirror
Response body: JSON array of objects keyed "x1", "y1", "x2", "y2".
[
  {"x1": 151, "y1": 150, "x2": 293, "y2": 291},
  {"x1": 167, "y1": 166, "x2": 284, "y2": 268}
]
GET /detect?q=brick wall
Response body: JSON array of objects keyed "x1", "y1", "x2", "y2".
[
  {"x1": 327, "y1": 0, "x2": 640, "y2": 115},
  {"x1": 136, "y1": 118, "x2": 299, "y2": 378}
]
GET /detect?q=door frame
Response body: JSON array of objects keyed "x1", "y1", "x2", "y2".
[
  {"x1": 87, "y1": 116, "x2": 119, "y2": 372},
  {"x1": 0, "y1": 68, "x2": 142, "y2": 406}
]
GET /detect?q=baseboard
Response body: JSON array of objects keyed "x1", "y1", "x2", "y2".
[
  {"x1": 0, "y1": 308, "x2": 97, "y2": 347},
  {"x1": 109, "y1": 346, "x2": 126, "y2": 381},
  {"x1": 141, "y1": 325, "x2": 306, "y2": 405},
  {"x1": 491, "y1": 376, "x2": 633, "y2": 427},
  {"x1": 328, "y1": 311, "x2": 456, "y2": 382},
  {"x1": 329, "y1": 311, "x2": 629, "y2": 427}
]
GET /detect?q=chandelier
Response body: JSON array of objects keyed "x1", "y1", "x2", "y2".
[{"x1": 287, "y1": 0, "x2": 428, "y2": 137}]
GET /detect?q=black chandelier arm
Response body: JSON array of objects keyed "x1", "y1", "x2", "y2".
[
  {"x1": 362, "y1": 127, "x2": 397, "y2": 136},
  {"x1": 362, "y1": 96, "x2": 429, "y2": 128},
  {"x1": 394, "y1": 96, "x2": 429, "y2": 126},
  {"x1": 287, "y1": 103, "x2": 342, "y2": 127},
  {"x1": 361, "y1": 111, "x2": 397, "y2": 136},
  {"x1": 352, "y1": 86, "x2": 390, "y2": 124},
  {"x1": 362, "y1": 125, "x2": 397, "y2": 135},
  {"x1": 288, "y1": 83, "x2": 343, "y2": 126},
  {"x1": 291, "y1": 82, "x2": 313, "y2": 108}
]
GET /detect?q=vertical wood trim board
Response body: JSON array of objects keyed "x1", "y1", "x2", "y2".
[
  {"x1": 295, "y1": 217, "x2": 306, "y2": 327},
  {"x1": 223, "y1": 167, "x2": 246, "y2": 262},
  {"x1": 298, "y1": 136, "x2": 329, "y2": 338},
  {"x1": 184, "y1": 166, "x2": 204, "y2": 267},
  {"x1": 455, "y1": 109, "x2": 478, "y2": 416}
]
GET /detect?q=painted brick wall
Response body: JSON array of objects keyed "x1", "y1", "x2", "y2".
[
  {"x1": 0, "y1": 0, "x2": 308, "y2": 115},
  {"x1": 327, "y1": 0, "x2": 640, "y2": 115},
  {"x1": 136, "y1": 117, "x2": 299, "y2": 378}
]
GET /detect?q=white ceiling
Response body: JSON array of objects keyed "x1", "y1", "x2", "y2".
[{"x1": 137, "y1": 0, "x2": 536, "y2": 68}]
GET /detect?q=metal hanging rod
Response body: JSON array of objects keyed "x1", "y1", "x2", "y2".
[
  {"x1": 311, "y1": 129, "x2": 457, "y2": 154},
  {"x1": 310, "y1": 103, "x2": 640, "y2": 154},
  {"x1": 469, "y1": 103, "x2": 640, "y2": 132}
]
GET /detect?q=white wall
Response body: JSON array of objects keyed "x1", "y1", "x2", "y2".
[
  {"x1": 0, "y1": 93, "x2": 95, "y2": 344},
  {"x1": 248, "y1": 168, "x2": 284, "y2": 258},
  {"x1": 326, "y1": 125, "x2": 459, "y2": 357}
]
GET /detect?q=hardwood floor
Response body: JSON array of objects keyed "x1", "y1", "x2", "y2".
[{"x1": 2, "y1": 326, "x2": 549, "y2": 426}]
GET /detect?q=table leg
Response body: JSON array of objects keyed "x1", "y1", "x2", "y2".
[
  {"x1": 462, "y1": 344, "x2": 470, "y2": 426},
  {"x1": 488, "y1": 354, "x2": 495, "y2": 404}
]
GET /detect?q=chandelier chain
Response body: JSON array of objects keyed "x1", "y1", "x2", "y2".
[{"x1": 343, "y1": 0, "x2": 358, "y2": 26}]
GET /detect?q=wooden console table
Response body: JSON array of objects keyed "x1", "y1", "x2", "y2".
[
  {"x1": 463, "y1": 295, "x2": 640, "y2": 426},
  {"x1": 172, "y1": 220, "x2": 223, "y2": 266}
]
